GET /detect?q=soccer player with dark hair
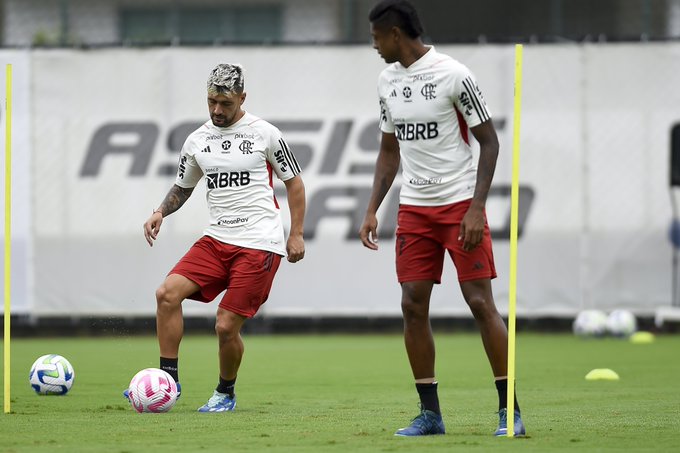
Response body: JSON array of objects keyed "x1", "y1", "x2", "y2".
[
  {"x1": 126, "y1": 63, "x2": 306, "y2": 412},
  {"x1": 360, "y1": 0, "x2": 526, "y2": 437}
]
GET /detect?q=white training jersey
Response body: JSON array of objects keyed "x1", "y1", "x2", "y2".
[
  {"x1": 377, "y1": 46, "x2": 492, "y2": 206},
  {"x1": 175, "y1": 111, "x2": 301, "y2": 256}
]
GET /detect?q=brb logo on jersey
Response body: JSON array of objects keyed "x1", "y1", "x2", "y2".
[
  {"x1": 395, "y1": 122, "x2": 439, "y2": 141},
  {"x1": 206, "y1": 171, "x2": 251, "y2": 189}
]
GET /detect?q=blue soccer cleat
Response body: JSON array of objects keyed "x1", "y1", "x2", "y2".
[
  {"x1": 494, "y1": 408, "x2": 526, "y2": 436},
  {"x1": 197, "y1": 390, "x2": 236, "y2": 412},
  {"x1": 123, "y1": 382, "x2": 181, "y2": 401},
  {"x1": 394, "y1": 409, "x2": 446, "y2": 436}
]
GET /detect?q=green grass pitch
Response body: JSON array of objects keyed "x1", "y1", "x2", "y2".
[{"x1": 1, "y1": 332, "x2": 679, "y2": 452}]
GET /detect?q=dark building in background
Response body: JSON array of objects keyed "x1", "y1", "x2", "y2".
[{"x1": 1, "y1": 0, "x2": 678, "y2": 47}]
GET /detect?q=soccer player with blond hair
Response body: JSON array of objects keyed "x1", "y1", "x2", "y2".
[{"x1": 127, "y1": 63, "x2": 306, "y2": 412}]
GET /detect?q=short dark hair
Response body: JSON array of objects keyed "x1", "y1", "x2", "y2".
[{"x1": 368, "y1": 0, "x2": 424, "y2": 39}]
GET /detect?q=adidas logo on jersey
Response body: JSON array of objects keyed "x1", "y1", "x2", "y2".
[
  {"x1": 201, "y1": 146, "x2": 211, "y2": 153},
  {"x1": 389, "y1": 89, "x2": 397, "y2": 98}
]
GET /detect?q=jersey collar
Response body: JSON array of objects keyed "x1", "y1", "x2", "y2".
[
  {"x1": 209, "y1": 110, "x2": 249, "y2": 131},
  {"x1": 399, "y1": 45, "x2": 436, "y2": 72}
]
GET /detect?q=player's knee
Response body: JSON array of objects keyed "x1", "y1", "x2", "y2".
[
  {"x1": 215, "y1": 318, "x2": 238, "y2": 340},
  {"x1": 465, "y1": 294, "x2": 496, "y2": 319},
  {"x1": 155, "y1": 284, "x2": 180, "y2": 309},
  {"x1": 401, "y1": 297, "x2": 427, "y2": 320},
  {"x1": 400, "y1": 284, "x2": 429, "y2": 318}
]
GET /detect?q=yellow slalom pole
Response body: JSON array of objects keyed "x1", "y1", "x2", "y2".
[
  {"x1": 4, "y1": 64, "x2": 12, "y2": 414},
  {"x1": 507, "y1": 44, "x2": 523, "y2": 438}
]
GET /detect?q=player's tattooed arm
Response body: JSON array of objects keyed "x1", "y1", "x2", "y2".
[
  {"x1": 156, "y1": 184, "x2": 195, "y2": 217},
  {"x1": 144, "y1": 184, "x2": 194, "y2": 246}
]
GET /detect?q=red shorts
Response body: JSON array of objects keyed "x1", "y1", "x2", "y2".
[
  {"x1": 395, "y1": 200, "x2": 497, "y2": 283},
  {"x1": 169, "y1": 236, "x2": 282, "y2": 318}
]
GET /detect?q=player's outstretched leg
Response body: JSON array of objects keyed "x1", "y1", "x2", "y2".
[{"x1": 125, "y1": 275, "x2": 197, "y2": 402}]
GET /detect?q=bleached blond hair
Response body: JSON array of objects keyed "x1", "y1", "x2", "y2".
[{"x1": 207, "y1": 63, "x2": 244, "y2": 95}]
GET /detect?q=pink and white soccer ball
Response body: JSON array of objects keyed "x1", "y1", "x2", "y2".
[{"x1": 128, "y1": 368, "x2": 178, "y2": 413}]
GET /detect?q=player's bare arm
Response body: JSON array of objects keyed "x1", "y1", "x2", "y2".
[
  {"x1": 143, "y1": 184, "x2": 195, "y2": 247},
  {"x1": 284, "y1": 175, "x2": 306, "y2": 263},
  {"x1": 360, "y1": 132, "x2": 401, "y2": 250},
  {"x1": 459, "y1": 120, "x2": 499, "y2": 251}
]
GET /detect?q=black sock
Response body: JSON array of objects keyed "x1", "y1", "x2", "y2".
[
  {"x1": 495, "y1": 378, "x2": 520, "y2": 413},
  {"x1": 160, "y1": 357, "x2": 179, "y2": 383},
  {"x1": 416, "y1": 382, "x2": 441, "y2": 415},
  {"x1": 216, "y1": 376, "x2": 236, "y2": 397}
]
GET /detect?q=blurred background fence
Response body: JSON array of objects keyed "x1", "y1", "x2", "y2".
[{"x1": 1, "y1": 0, "x2": 679, "y2": 332}]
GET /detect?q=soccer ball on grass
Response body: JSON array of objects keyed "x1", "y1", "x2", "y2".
[
  {"x1": 128, "y1": 368, "x2": 178, "y2": 413},
  {"x1": 29, "y1": 354, "x2": 75, "y2": 395},
  {"x1": 605, "y1": 309, "x2": 637, "y2": 337},
  {"x1": 572, "y1": 310, "x2": 608, "y2": 337}
]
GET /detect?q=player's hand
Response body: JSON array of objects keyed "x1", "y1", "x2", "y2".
[
  {"x1": 286, "y1": 233, "x2": 305, "y2": 263},
  {"x1": 359, "y1": 213, "x2": 379, "y2": 250},
  {"x1": 143, "y1": 211, "x2": 164, "y2": 247},
  {"x1": 458, "y1": 205, "x2": 485, "y2": 252}
]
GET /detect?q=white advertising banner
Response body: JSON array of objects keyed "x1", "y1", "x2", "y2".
[
  {"x1": 29, "y1": 44, "x2": 679, "y2": 317},
  {"x1": 0, "y1": 51, "x2": 32, "y2": 315}
]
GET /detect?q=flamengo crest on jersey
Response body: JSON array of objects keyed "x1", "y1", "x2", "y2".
[
  {"x1": 377, "y1": 46, "x2": 492, "y2": 206},
  {"x1": 175, "y1": 111, "x2": 300, "y2": 256}
]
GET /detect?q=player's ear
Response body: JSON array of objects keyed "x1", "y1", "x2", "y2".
[
  {"x1": 390, "y1": 25, "x2": 401, "y2": 42},
  {"x1": 240, "y1": 92, "x2": 247, "y2": 105}
]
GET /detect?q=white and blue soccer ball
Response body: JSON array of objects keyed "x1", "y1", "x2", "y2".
[
  {"x1": 29, "y1": 354, "x2": 75, "y2": 395},
  {"x1": 605, "y1": 309, "x2": 637, "y2": 337},
  {"x1": 573, "y1": 310, "x2": 608, "y2": 337}
]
